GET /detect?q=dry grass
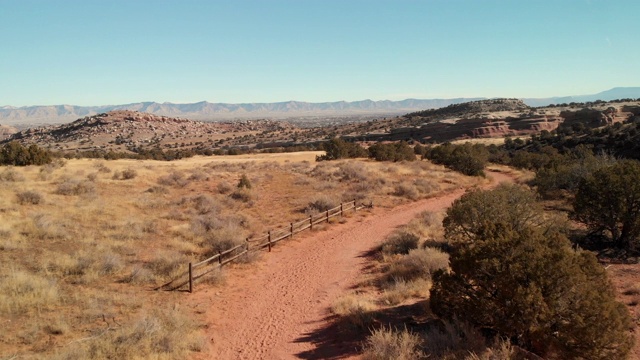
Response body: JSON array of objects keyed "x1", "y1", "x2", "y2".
[
  {"x1": 55, "y1": 178, "x2": 96, "y2": 196},
  {"x1": 362, "y1": 327, "x2": 425, "y2": 360},
  {"x1": 0, "y1": 153, "x2": 481, "y2": 358},
  {"x1": 51, "y1": 308, "x2": 205, "y2": 360},
  {"x1": 380, "y1": 278, "x2": 432, "y2": 305},
  {"x1": 384, "y1": 247, "x2": 449, "y2": 284},
  {"x1": 0, "y1": 167, "x2": 25, "y2": 182},
  {"x1": 0, "y1": 270, "x2": 60, "y2": 315},
  {"x1": 331, "y1": 293, "x2": 377, "y2": 330},
  {"x1": 15, "y1": 190, "x2": 43, "y2": 204},
  {"x1": 381, "y1": 232, "x2": 420, "y2": 255}
]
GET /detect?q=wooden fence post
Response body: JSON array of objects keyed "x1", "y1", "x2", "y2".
[
  {"x1": 310, "y1": 214, "x2": 313, "y2": 230},
  {"x1": 290, "y1": 223, "x2": 294, "y2": 238},
  {"x1": 340, "y1": 203, "x2": 343, "y2": 217},
  {"x1": 326, "y1": 210, "x2": 329, "y2": 223},
  {"x1": 218, "y1": 250, "x2": 222, "y2": 265},
  {"x1": 188, "y1": 262, "x2": 193, "y2": 293},
  {"x1": 268, "y1": 230, "x2": 272, "y2": 252}
]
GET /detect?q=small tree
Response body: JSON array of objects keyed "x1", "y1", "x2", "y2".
[
  {"x1": 443, "y1": 184, "x2": 545, "y2": 243},
  {"x1": 423, "y1": 143, "x2": 488, "y2": 176},
  {"x1": 573, "y1": 160, "x2": 640, "y2": 250},
  {"x1": 0, "y1": 141, "x2": 52, "y2": 166},
  {"x1": 368, "y1": 141, "x2": 416, "y2": 162},
  {"x1": 431, "y1": 222, "x2": 633, "y2": 359},
  {"x1": 237, "y1": 174, "x2": 252, "y2": 189},
  {"x1": 316, "y1": 138, "x2": 367, "y2": 161}
]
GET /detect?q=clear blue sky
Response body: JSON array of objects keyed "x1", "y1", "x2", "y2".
[{"x1": 1, "y1": 0, "x2": 638, "y2": 106}]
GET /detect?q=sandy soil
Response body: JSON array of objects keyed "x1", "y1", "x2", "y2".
[{"x1": 189, "y1": 172, "x2": 513, "y2": 360}]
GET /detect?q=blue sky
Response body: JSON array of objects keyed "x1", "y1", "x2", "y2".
[{"x1": 1, "y1": 0, "x2": 638, "y2": 106}]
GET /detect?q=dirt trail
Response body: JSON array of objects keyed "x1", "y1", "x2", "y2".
[{"x1": 190, "y1": 172, "x2": 513, "y2": 360}]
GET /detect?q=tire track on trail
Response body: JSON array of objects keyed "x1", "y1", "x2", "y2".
[{"x1": 190, "y1": 171, "x2": 514, "y2": 360}]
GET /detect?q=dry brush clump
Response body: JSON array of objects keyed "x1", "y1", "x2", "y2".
[
  {"x1": 0, "y1": 167, "x2": 25, "y2": 182},
  {"x1": 331, "y1": 294, "x2": 377, "y2": 330},
  {"x1": 381, "y1": 232, "x2": 420, "y2": 255},
  {"x1": 51, "y1": 308, "x2": 205, "y2": 360},
  {"x1": 190, "y1": 215, "x2": 248, "y2": 258},
  {"x1": 15, "y1": 190, "x2": 43, "y2": 205},
  {"x1": 393, "y1": 182, "x2": 420, "y2": 200},
  {"x1": 230, "y1": 188, "x2": 253, "y2": 203},
  {"x1": 306, "y1": 194, "x2": 340, "y2": 213},
  {"x1": 55, "y1": 178, "x2": 96, "y2": 196},
  {"x1": 362, "y1": 326, "x2": 424, "y2": 360},
  {"x1": 112, "y1": 168, "x2": 137, "y2": 180},
  {"x1": 157, "y1": 170, "x2": 189, "y2": 188},
  {"x1": 384, "y1": 247, "x2": 449, "y2": 284}
]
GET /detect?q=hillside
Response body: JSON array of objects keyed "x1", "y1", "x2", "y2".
[
  {"x1": 330, "y1": 98, "x2": 640, "y2": 144},
  {"x1": 5, "y1": 110, "x2": 295, "y2": 154},
  {"x1": 4, "y1": 99, "x2": 640, "y2": 156}
]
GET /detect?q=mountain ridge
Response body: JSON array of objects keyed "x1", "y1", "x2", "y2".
[{"x1": 2, "y1": 87, "x2": 638, "y2": 126}]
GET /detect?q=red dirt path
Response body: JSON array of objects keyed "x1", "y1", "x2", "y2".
[{"x1": 190, "y1": 172, "x2": 513, "y2": 360}]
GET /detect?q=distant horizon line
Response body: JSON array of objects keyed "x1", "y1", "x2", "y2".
[{"x1": 3, "y1": 86, "x2": 639, "y2": 108}]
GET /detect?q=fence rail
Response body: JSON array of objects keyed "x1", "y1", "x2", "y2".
[{"x1": 156, "y1": 200, "x2": 365, "y2": 292}]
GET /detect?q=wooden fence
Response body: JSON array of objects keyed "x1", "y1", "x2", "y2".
[{"x1": 156, "y1": 200, "x2": 364, "y2": 292}]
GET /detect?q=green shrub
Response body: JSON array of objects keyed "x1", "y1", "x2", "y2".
[
  {"x1": 424, "y1": 143, "x2": 488, "y2": 176},
  {"x1": 443, "y1": 184, "x2": 544, "y2": 243},
  {"x1": 530, "y1": 147, "x2": 615, "y2": 198},
  {"x1": 573, "y1": 160, "x2": 640, "y2": 250},
  {"x1": 432, "y1": 221, "x2": 633, "y2": 358},
  {"x1": 368, "y1": 141, "x2": 416, "y2": 162},
  {"x1": 421, "y1": 319, "x2": 486, "y2": 358},
  {"x1": 0, "y1": 141, "x2": 52, "y2": 166},
  {"x1": 316, "y1": 138, "x2": 367, "y2": 161},
  {"x1": 237, "y1": 174, "x2": 252, "y2": 189}
]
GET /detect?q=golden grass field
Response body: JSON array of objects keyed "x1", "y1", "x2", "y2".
[{"x1": 0, "y1": 152, "x2": 481, "y2": 359}]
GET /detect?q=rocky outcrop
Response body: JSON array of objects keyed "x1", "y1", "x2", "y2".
[
  {"x1": 357, "y1": 100, "x2": 639, "y2": 143},
  {"x1": 559, "y1": 108, "x2": 622, "y2": 127},
  {"x1": 3, "y1": 111, "x2": 296, "y2": 153},
  {"x1": 408, "y1": 98, "x2": 531, "y2": 119}
]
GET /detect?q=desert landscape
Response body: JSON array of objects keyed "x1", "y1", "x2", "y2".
[
  {"x1": 2, "y1": 94, "x2": 640, "y2": 359},
  {"x1": 3, "y1": 1, "x2": 640, "y2": 358}
]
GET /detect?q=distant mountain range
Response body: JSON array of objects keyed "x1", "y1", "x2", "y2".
[
  {"x1": 2, "y1": 87, "x2": 638, "y2": 126},
  {"x1": 523, "y1": 87, "x2": 640, "y2": 107}
]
